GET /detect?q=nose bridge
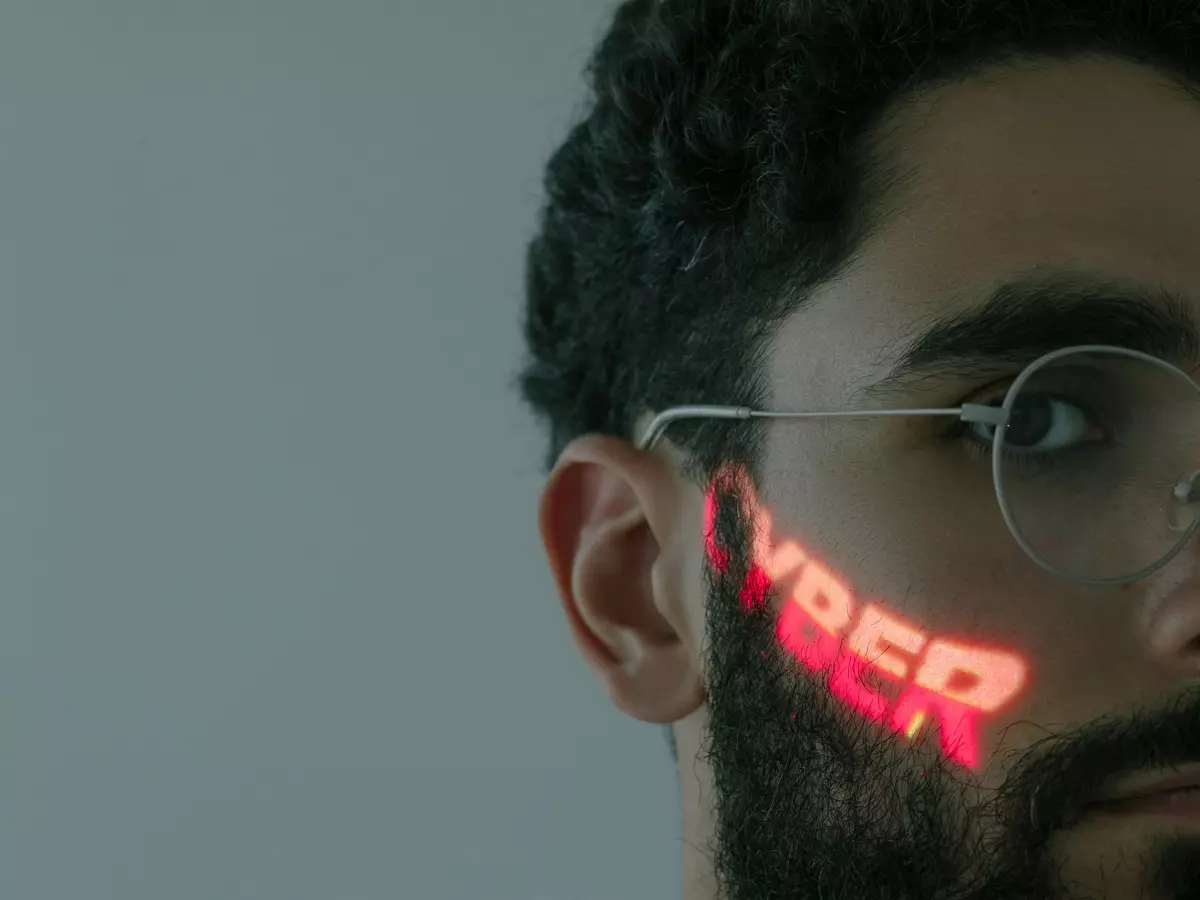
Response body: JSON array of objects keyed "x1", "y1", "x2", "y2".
[
  {"x1": 1167, "y1": 469, "x2": 1200, "y2": 533},
  {"x1": 1046, "y1": 354, "x2": 1200, "y2": 669},
  {"x1": 1162, "y1": 327, "x2": 1200, "y2": 512},
  {"x1": 1136, "y1": 366, "x2": 1200, "y2": 551},
  {"x1": 1131, "y1": 398, "x2": 1200, "y2": 669}
]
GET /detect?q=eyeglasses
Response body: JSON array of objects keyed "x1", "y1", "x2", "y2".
[{"x1": 637, "y1": 344, "x2": 1200, "y2": 586}]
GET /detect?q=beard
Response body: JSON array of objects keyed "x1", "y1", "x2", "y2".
[{"x1": 699, "y1": 475, "x2": 1200, "y2": 900}]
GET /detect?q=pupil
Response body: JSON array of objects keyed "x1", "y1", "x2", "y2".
[{"x1": 1005, "y1": 396, "x2": 1052, "y2": 447}]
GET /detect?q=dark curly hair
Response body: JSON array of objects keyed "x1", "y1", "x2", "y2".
[
  {"x1": 517, "y1": 0, "x2": 1200, "y2": 759},
  {"x1": 518, "y1": 0, "x2": 1200, "y2": 481}
]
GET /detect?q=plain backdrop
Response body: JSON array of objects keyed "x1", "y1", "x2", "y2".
[{"x1": 0, "y1": 2, "x2": 680, "y2": 899}]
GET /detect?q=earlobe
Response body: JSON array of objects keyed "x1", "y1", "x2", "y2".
[{"x1": 538, "y1": 436, "x2": 705, "y2": 725}]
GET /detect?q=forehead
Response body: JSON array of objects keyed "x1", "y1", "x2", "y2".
[{"x1": 770, "y1": 57, "x2": 1200, "y2": 406}]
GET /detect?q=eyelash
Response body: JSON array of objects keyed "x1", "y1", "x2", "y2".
[
  {"x1": 949, "y1": 418, "x2": 1074, "y2": 476},
  {"x1": 944, "y1": 376, "x2": 1051, "y2": 471},
  {"x1": 947, "y1": 384, "x2": 1112, "y2": 477}
]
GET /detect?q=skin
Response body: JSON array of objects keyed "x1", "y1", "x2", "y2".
[{"x1": 539, "y1": 58, "x2": 1200, "y2": 899}]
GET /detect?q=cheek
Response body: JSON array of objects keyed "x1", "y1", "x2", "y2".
[
  {"x1": 702, "y1": 458, "x2": 1149, "y2": 773},
  {"x1": 768, "y1": 556, "x2": 1032, "y2": 770},
  {"x1": 763, "y1": 450, "x2": 1029, "y2": 642},
  {"x1": 829, "y1": 501, "x2": 1148, "y2": 741},
  {"x1": 705, "y1": 471, "x2": 1038, "y2": 771},
  {"x1": 774, "y1": 519, "x2": 1153, "y2": 771}
]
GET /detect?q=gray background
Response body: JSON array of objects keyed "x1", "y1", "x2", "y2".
[{"x1": 0, "y1": 2, "x2": 680, "y2": 899}]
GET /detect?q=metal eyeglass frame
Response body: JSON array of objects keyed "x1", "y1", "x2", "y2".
[{"x1": 636, "y1": 344, "x2": 1200, "y2": 587}]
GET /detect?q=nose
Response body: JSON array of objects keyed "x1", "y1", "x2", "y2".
[{"x1": 1144, "y1": 532, "x2": 1200, "y2": 674}]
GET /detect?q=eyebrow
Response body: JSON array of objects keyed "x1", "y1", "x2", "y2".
[{"x1": 858, "y1": 271, "x2": 1200, "y2": 400}]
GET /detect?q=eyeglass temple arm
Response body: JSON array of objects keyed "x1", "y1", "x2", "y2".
[
  {"x1": 636, "y1": 403, "x2": 1005, "y2": 451},
  {"x1": 636, "y1": 406, "x2": 751, "y2": 451}
]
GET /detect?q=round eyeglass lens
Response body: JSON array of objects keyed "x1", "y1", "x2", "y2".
[{"x1": 993, "y1": 348, "x2": 1200, "y2": 582}]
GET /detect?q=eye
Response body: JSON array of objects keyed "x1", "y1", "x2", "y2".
[{"x1": 967, "y1": 392, "x2": 1103, "y2": 452}]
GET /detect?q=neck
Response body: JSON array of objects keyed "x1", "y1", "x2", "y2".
[{"x1": 676, "y1": 708, "x2": 720, "y2": 900}]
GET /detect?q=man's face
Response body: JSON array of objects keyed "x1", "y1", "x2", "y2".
[
  {"x1": 539, "y1": 56, "x2": 1200, "y2": 900},
  {"x1": 689, "y1": 58, "x2": 1200, "y2": 899}
]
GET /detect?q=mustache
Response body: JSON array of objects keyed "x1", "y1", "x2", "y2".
[{"x1": 999, "y1": 688, "x2": 1200, "y2": 841}]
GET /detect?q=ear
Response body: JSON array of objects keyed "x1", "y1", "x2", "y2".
[{"x1": 538, "y1": 433, "x2": 704, "y2": 724}]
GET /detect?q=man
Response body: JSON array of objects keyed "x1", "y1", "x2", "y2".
[{"x1": 518, "y1": 2, "x2": 1200, "y2": 897}]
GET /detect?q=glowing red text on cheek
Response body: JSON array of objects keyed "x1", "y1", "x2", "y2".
[{"x1": 702, "y1": 473, "x2": 1028, "y2": 771}]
